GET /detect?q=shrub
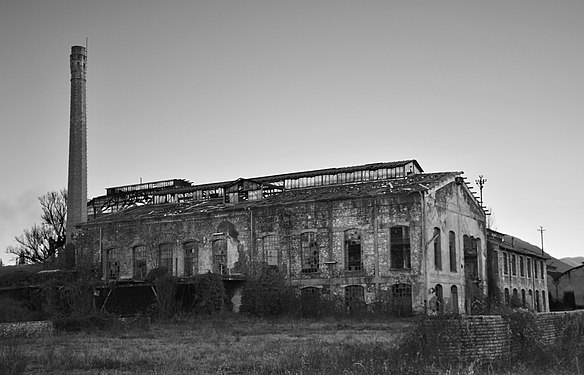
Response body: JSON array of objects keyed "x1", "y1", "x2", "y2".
[
  {"x1": 41, "y1": 276, "x2": 96, "y2": 317},
  {"x1": 189, "y1": 272, "x2": 226, "y2": 314},
  {"x1": 0, "y1": 296, "x2": 43, "y2": 323},
  {"x1": 144, "y1": 267, "x2": 168, "y2": 283},
  {"x1": 240, "y1": 266, "x2": 298, "y2": 317}
]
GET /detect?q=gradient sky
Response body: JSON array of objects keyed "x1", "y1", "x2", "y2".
[{"x1": 1, "y1": 0, "x2": 583, "y2": 265}]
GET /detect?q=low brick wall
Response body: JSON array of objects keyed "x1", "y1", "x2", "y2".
[
  {"x1": 422, "y1": 315, "x2": 510, "y2": 363},
  {"x1": 0, "y1": 320, "x2": 54, "y2": 339},
  {"x1": 535, "y1": 310, "x2": 584, "y2": 345},
  {"x1": 420, "y1": 310, "x2": 584, "y2": 363}
]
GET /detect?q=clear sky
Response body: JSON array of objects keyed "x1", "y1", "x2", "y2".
[{"x1": 1, "y1": 0, "x2": 582, "y2": 265}]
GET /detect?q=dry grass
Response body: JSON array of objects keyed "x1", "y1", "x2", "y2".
[{"x1": 2, "y1": 315, "x2": 582, "y2": 375}]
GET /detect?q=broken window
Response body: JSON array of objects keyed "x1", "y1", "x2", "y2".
[
  {"x1": 107, "y1": 248, "x2": 120, "y2": 280},
  {"x1": 133, "y1": 245, "x2": 147, "y2": 280},
  {"x1": 183, "y1": 241, "x2": 198, "y2": 277},
  {"x1": 262, "y1": 235, "x2": 279, "y2": 266},
  {"x1": 433, "y1": 228, "x2": 442, "y2": 271},
  {"x1": 449, "y1": 231, "x2": 457, "y2": 272},
  {"x1": 504, "y1": 288, "x2": 510, "y2": 304},
  {"x1": 390, "y1": 226, "x2": 411, "y2": 269},
  {"x1": 301, "y1": 232, "x2": 319, "y2": 273},
  {"x1": 159, "y1": 244, "x2": 173, "y2": 275},
  {"x1": 212, "y1": 238, "x2": 228, "y2": 275},
  {"x1": 392, "y1": 283, "x2": 413, "y2": 317},
  {"x1": 345, "y1": 285, "x2": 365, "y2": 313},
  {"x1": 345, "y1": 229, "x2": 363, "y2": 271}
]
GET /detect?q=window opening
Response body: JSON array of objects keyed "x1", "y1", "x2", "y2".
[
  {"x1": 301, "y1": 232, "x2": 319, "y2": 273},
  {"x1": 159, "y1": 243, "x2": 173, "y2": 275},
  {"x1": 262, "y1": 235, "x2": 279, "y2": 266},
  {"x1": 212, "y1": 238, "x2": 228, "y2": 275},
  {"x1": 183, "y1": 241, "x2": 198, "y2": 277},
  {"x1": 433, "y1": 228, "x2": 441, "y2": 270},
  {"x1": 133, "y1": 245, "x2": 147, "y2": 280},
  {"x1": 451, "y1": 285, "x2": 459, "y2": 314},
  {"x1": 107, "y1": 248, "x2": 120, "y2": 280},
  {"x1": 345, "y1": 285, "x2": 365, "y2": 314},
  {"x1": 345, "y1": 229, "x2": 362, "y2": 271},
  {"x1": 435, "y1": 284, "x2": 444, "y2": 313},
  {"x1": 392, "y1": 283, "x2": 413, "y2": 317},
  {"x1": 391, "y1": 226, "x2": 411, "y2": 269},
  {"x1": 449, "y1": 231, "x2": 457, "y2": 272}
]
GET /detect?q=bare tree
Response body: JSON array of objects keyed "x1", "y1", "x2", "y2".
[{"x1": 6, "y1": 189, "x2": 67, "y2": 264}]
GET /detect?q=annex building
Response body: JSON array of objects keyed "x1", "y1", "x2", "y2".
[
  {"x1": 487, "y1": 229, "x2": 550, "y2": 312},
  {"x1": 74, "y1": 159, "x2": 488, "y2": 316}
]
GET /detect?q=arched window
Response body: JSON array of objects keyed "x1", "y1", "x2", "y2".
[
  {"x1": 345, "y1": 229, "x2": 362, "y2": 271},
  {"x1": 528, "y1": 289, "x2": 533, "y2": 309},
  {"x1": 107, "y1": 248, "x2": 120, "y2": 280},
  {"x1": 391, "y1": 226, "x2": 411, "y2": 269},
  {"x1": 451, "y1": 285, "x2": 459, "y2": 314},
  {"x1": 212, "y1": 238, "x2": 228, "y2": 275},
  {"x1": 449, "y1": 231, "x2": 457, "y2": 272},
  {"x1": 183, "y1": 241, "x2": 198, "y2": 277},
  {"x1": 301, "y1": 232, "x2": 319, "y2": 273},
  {"x1": 521, "y1": 289, "x2": 526, "y2": 307},
  {"x1": 262, "y1": 235, "x2": 279, "y2": 266},
  {"x1": 159, "y1": 243, "x2": 173, "y2": 275},
  {"x1": 542, "y1": 292, "x2": 546, "y2": 312},
  {"x1": 133, "y1": 245, "x2": 147, "y2": 280},
  {"x1": 535, "y1": 290, "x2": 541, "y2": 312},
  {"x1": 504, "y1": 288, "x2": 510, "y2": 304},
  {"x1": 435, "y1": 284, "x2": 444, "y2": 313},
  {"x1": 433, "y1": 228, "x2": 442, "y2": 270}
]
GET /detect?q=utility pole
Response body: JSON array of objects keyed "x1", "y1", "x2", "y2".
[
  {"x1": 538, "y1": 226, "x2": 546, "y2": 255},
  {"x1": 475, "y1": 175, "x2": 487, "y2": 206}
]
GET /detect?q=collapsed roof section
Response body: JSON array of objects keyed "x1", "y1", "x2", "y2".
[
  {"x1": 88, "y1": 160, "x2": 425, "y2": 219},
  {"x1": 84, "y1": 170, "x2": 467, "y2": 226}
]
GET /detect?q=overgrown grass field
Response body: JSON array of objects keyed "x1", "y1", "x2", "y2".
[{"x1": 2, "y1": 315, "x2": 583, "y2": 375}]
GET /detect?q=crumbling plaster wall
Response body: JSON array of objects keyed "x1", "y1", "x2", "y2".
[
  {"x1": 252, "y1": 193, "x2": 426, "y2": 313},
  {"x1": 424, "y1": 180, "x2": 487, "y2": 314},
  {"x1": 78, "y1": 211, "x2": 251, "y2": 280}
]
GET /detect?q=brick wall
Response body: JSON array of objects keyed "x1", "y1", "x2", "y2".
[{"x1": 421, "y1": 310, "x2": 584, "y2": 363}]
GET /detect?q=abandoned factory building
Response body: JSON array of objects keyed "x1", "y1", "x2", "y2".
[{"x1": 74, "y1": 159, "x2": 488, "y2": 315}]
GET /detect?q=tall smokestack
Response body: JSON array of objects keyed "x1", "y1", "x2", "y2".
[{"x1": 66, "y1": 45, "x2": 87, "y2": 246}]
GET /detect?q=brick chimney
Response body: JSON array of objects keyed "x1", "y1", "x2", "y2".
[{"x1": 66, "y1": 45, "x2": 88, "y2": 246}]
